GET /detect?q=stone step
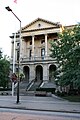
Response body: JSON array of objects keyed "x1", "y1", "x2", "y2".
[
  {"x1": 29, "y1": 82, "x2": 41, "y2": 91},
  {"x1": 26, "y1": 91, "x2": 35, "y2": 96}
]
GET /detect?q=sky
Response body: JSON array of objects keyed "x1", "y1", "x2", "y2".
[{"x1": 0, "y1": 0, "x2": 80, "y2": 57}]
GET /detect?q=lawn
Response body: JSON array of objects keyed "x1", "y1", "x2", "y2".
[{"x1": 62, "y1": 95, "x2": 80, "y2": 102}]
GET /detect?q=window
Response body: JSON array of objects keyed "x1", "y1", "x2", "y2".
[
  {"x1": 17, "y1": 42, "x2": 19, "y2": 46},
  {"x1": 41, "y1": 48, "x2": 45, "y2": 59},
  {"x1": 41, "y1": 40, "x2": 45, "y2": 44},
  {"x1": 17, "y1": 50, "x2": 19, "y2": 61},
  {"x1": 29, "y1": 49, "x2": 32, "y2": 58},
  {"x1": 38, "y1": 23, "x2": 41, "y2": 28},
  {"x1": 16, "y1": 68, "x2": 18, "y2": 72},
  {"x1": 30, "y1": 40, "x2": 32, "y2": 45}
]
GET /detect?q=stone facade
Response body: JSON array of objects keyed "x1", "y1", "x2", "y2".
[{"x1": 10, "y1": 18, "x2": 62, "y2": 84}]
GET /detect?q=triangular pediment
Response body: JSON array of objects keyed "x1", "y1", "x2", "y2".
[{"x1": 22, "y1": 18, "x2": 60, "y2": 31}]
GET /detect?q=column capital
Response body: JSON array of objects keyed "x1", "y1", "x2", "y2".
[
  {"x1": 44, "y1": 32, "x2": 47, "y2": 35},
  {"x1": 31, "y1": 34, "x2": 35, "y2": 37},
  {"x1": 44, "y1": 33, "x2": 47, "y2": 35}
]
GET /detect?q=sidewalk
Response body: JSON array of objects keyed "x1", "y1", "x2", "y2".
[{"x1": 0, "y1": 95, "x2": 80, "y2": 113}]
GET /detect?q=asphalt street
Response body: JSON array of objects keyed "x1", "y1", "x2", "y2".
[{"x1": 0, "y1": 108, "x2": 80, "y2": 120}]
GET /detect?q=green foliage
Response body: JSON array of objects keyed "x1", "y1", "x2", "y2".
[
  {"x1": 0, "y1": 50, "x2": 10, "y2": 88},
  {"x1": 62, "y1": 95, "x2": 80, "y2": 102},
  {"x1": 50, "y1": 24, "x2": 80, "y2": 89},
  {"x1": 0, "y1": 49, "x2": 2, "y2": 59}
]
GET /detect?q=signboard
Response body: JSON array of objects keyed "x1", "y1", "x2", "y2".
[{"x1": 11, "y1": 73, "x2": 17, "y2": 84}]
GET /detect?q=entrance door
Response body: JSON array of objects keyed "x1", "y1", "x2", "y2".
[
  {"x1": 36, "y1": 65, "x2": 43, "y2": 81},
  {"x1": 23, "y1": 66, "x2": 29, "y2": 83},
  {"x1": 49, "y1": 65, "x2": 56, "y2": 82}
]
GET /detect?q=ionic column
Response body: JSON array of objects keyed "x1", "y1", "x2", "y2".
[
  {"x1": 45, "y1": 34, "x2": 47, "y2": 57},
  {"x1": 32, "y1": 35, "x2": 34, "y2": 59},
  {"x1": 22, "y1": 38, "x2": 26, "y2": 57},
  {"x1": 20, "y1": 35, "x2": 22, "y2": 61}
]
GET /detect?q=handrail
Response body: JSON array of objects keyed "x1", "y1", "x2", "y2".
[
  {"x1": 26, "y1": 79, "x2": 35, "y2": 91},
  {"x1": 38, "y1": 80, "x2": 43, "y2": 87}
]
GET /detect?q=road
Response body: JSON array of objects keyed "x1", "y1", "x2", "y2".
[
  {"x1": 0, "y1": 108, "x2": 80, "y2": 120},
  {"x1": 0, "y1": 96, "x2": 80, "y2": 113}
]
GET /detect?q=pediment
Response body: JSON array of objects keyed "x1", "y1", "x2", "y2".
[{"x1": 22, "y1": 18, "x2": 60, "y2": 31}]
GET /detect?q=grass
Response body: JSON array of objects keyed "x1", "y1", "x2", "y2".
[{"x1": 62, "y1": 95, "x2": 80, "y2": 102}]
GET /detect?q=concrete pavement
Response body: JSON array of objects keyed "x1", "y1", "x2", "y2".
[{"x1": 0, "y1": 95, "x2": 80, "y2": 113}]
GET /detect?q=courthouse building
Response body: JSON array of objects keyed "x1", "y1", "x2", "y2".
[{"x1": 10, "y1": 18, "x2": 62, "y2": 89}]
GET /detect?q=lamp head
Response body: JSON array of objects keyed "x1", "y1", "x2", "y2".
[{"x1": 5, "y1": 6, "x2": 12, "y2": 12}]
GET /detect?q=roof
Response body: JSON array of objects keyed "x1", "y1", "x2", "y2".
[{"x1": 22, "y1": 18, "x2": 61, "y2": 31}]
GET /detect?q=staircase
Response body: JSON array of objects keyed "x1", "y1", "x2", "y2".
[
  {"x1": 15, "y1": 81, "x2": 29, "y2": 96},
  {"x1": 28, "y1": 81, "x2": 42, "y2": 91},
  {"x1": 40, "y1": 81, "x2": 56, "y2": 88},
  {"x1": 15, "y1": 80, "x2": 43, "y2": 96}
]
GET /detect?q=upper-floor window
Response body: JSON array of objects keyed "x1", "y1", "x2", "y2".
[
  {"x1": 41, "y1": 48, "x2": 45, "y2": 59},
  {"x1": 17, "y1": 42, "x2": 19, "y2": 46},
  {"x1": 41, "y1": 40, "x2": 45, "y2": 44},
  {"x1": 30, "y1": 40, "x2": 32, "y2": 45},
  {"x1": 38, "y1": 23, "x2": 41, "y2": 28},
  {"x1": 16, "y1": 68, "x2": 18, "y2": 73},
  {"x1": 29, "y1": 49, "x2": 32, "y2": 58},
  {"x1": 17, "y1": 50, "x2": 19, "y2": 61}
]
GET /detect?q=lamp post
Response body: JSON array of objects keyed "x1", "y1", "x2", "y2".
[
  {"x1": 5, "y1": 6, "x2": 21, "y2": 104},
  {"x1": 12, "y1": 33, "x2": 16, "y2": 97}
]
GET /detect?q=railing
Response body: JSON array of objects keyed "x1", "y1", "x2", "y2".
[
  {"x1": 26, "y1": 79, "x2": 35, "y2": 91},
  {"x1": 10, "y1": 56, "x2": 56, "y2": 64},
  {"x1": 28, "y1": 81, "x2": 42, "y2": 91},
  {"x1": 20, "y1": 56, "x2": 56, "y2": 62}
]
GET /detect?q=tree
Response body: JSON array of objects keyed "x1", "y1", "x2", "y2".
[
  {"x1": 0, "y1": 49, "x2": 2, "y2": 59},
  {"x1": 50, "y1": 25, "x2": 80, "y2": 90},
  {"x1": 0, "y1": 50, "x2": 10, "y2": 88}
]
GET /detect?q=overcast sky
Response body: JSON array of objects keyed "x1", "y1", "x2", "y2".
[{"x1": 0, "y1": 0, "x2": 80, "y2": 57}]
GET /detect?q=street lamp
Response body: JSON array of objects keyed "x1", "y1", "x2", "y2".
[{"x1": 5, "y1": 6, "x2": 21, "y2": 104}]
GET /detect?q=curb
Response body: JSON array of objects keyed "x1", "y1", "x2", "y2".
[{"x1": 0, "y1": 106, "x2": 80, "y2": 114}]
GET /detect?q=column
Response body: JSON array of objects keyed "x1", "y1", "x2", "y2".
[
  {"x1": 29, "y1": 65, "x2": 35, "y2": 81},
  {"x1": 20, "y1": 35, "x2": 22, "y2": 61},
  {"x1": 22, "y1": 38, "x2": 26, "y2": 57},
  {"x1": 21, "y1": 38, "x2": 24, "y2": 58},
  {"x1": 13, "y1": 33, "x2": 16, "y2": 73},
  {"x1": 43, "y1": 64, "x2": 49, "y2": 82},
  {"x1": 45, "y1": 34, "x2": 47, "y2": 57},
  {"x1": 32, "y1": 35, "x2": 34, "y2": 59},
  {"x1": 12, "y1": 33, "x2": 16, "y2": 96}
]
